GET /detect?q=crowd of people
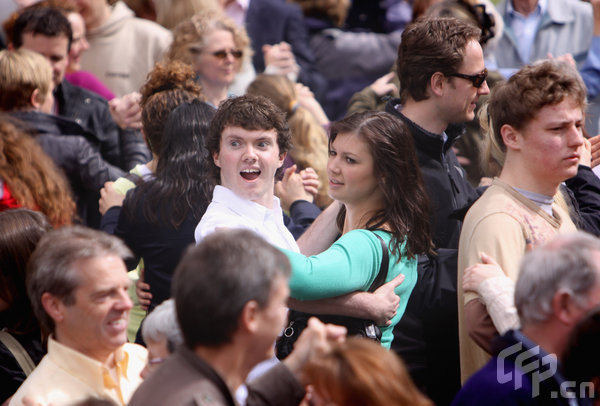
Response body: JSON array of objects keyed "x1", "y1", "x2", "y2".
[{"x1": 2, "y1": 0, "x2": 600, "y2": 405}]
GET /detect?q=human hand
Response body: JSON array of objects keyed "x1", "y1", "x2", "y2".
[
  {"x1": 368, "y1": 273, "x2": 404, "y2": 325},
  {"x1": 299, "y1": 167, "x2": 320, "y2": 197},
  {"x1": 275, "y1": 165, "x2": 314, "y2": 211},
  {"x1": 579, "y1": 137, "x2": 592, "y2": 167},
  {"x1": 589, "y1": 134, "x2": 600, "y2": 168},
  {"x1": 136, "y1": 268, "x2": 152, "y2": 311},
  {"x1": 99, "y1": 181, "x2": 125, "y2": 215},
  {"x1": 283, "y1": 317, "x2": 346, "y2": 382},
  {"x1": 463, "y1": 252, "x2": 504, "y2": 293},
  {"x1": 369, "y1": 72, "x2": 398, "y2": 97},
  {"x1": 263, "y1": 42, "x2": 300, "y2": 79},
  {"x1": 295, "y1": 83, "x2": 330, "y2": 126},
  {"x1": 547, "y1": 52, "x2": 576, "y2": 68},
  {"x1": 109, "y1": 92, "x2": 142, "y2": 130}
]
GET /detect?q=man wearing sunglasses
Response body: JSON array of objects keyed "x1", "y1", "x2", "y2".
[{"x1": 385, "y1": 16, "x2": 488, "y2": 405}]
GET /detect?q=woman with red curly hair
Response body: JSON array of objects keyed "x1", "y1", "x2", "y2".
[{"x1": 0, "y1": 116, "x2": 75, "y2": 227}]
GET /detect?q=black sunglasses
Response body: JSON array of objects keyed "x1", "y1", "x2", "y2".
[
  {"x1": 448, "y1": 68, "x2": 488, "y2": 88},
  {"x1": 211, "y1": 49, "x2": 243, "y2": 60}
]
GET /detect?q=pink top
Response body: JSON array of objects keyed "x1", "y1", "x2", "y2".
[{"x1": 64, "y1": 70, "x2": 116, "y2": 101}]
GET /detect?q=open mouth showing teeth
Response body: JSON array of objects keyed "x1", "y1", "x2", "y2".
[{"x1": 241, "y1": 169, "x2": 261, "y2": 180}]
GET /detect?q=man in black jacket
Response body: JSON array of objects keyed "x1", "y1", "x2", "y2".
[
  {"x1": 11, "y1": 6, "x2": 150, "y2": 172},
  {"x1": 0, "y1": 48, "x2": 124, "y2": 226},
  {"x1": 385, "y1": 17, "x2": 488, "y2": 405}
]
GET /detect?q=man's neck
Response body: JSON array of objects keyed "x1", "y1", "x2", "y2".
[
  {"x1": 521, "y1": 324, "x2": 565, "y2": 361},
  {"x1": 498, "y1": 160, "x2": 559, "y2": 197},
  {"x1": 401, "y1": 99, "x2": 449, "y2": 135},
  {"x1": 193, "y1": 344, "x2": 254, "y2": 393},
  {"x1": 88, "y1": 3, "x2": 112, "y2": 31},
  {"x1": 53, "y1": 332, "x2": 115, "y2": 366},
  {"x1": 512, "y1": 0, "x2": 539, "y2": 16}
]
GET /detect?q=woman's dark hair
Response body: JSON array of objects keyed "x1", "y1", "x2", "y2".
[
  {"x1": 330, "y1": 111, "x2": 433, "y2": 260},
  {"x1": 0, "y1": 209, "x2": 51, "y2": 334},
  {"x1": 125, "y1": 101, "x2": 215, "y2": 229}
]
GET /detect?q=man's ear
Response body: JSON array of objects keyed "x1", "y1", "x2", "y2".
[
  {"x1": 239, "y1": 300, "x2": 260, "y2": 334},
  {"x1": 41, "y1": 292, "x2": 65, "y2": 324},
  {"x1": 30, "y1": 88, "x2": 43, "y2": 110},
  {"x1": 429, "y1": 72, "x2": 447, "y2": 97},
  {"x1": 213, "y1": 151, "x2": 221, "y2": 168},
  {"x1": 278, "y1": 151, "x2": 287, "y2": 168},
  {"x1": 552, "y1": 289, "x2": 580, "y2": 326},
  {"x1": 501, "y1": 124, "x2": 521, "y2": 151}
]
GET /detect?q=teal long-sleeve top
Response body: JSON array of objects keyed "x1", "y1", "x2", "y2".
[{"x1": 282, "y1": 229, "x2": 418, "y2": 348}]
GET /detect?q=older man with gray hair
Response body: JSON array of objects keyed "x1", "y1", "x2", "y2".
[
  {"x1": 9, "y1": 226, "x2": 147, "y2": 406},
  {"x1": 452, "y1": 231, "x2": 600, "y2": 405}
]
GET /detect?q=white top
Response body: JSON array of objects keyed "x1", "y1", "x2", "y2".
[{"x1": 194, "y1": 185, "x2": 299, "y2": 252}]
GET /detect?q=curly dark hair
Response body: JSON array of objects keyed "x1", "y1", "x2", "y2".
[
  {"x1": 206, "y1": 94, "x2": 292, "y2": 184},
  {"x1": 330, "y1": 111, "x2": 433, "y2": 260}
]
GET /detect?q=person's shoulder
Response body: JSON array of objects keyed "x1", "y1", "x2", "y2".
[
  {"x1": 123, "y1": 342, "x2": 148, "y2": 358},
  {"x1": 250, "y1": 0, "x2": 300, "y2": 16},
  {"x1": 560, "y1": 0, "x2": 593, "y2": 15},
  {"x1": 452, "y1": 358, "x2": 533, "y2": 405},
  {"x1": 61, "y1": 81, "x2": 112, "y2": 119},
  {"x1": 130, "y1": 16, "x2": 172, "y2": 41}
]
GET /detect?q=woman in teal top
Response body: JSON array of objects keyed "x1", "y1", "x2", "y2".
[{"x1": 282, "y1": 111, "x2": 433, "y2": 348}]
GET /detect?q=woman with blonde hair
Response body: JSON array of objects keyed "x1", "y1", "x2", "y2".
[
  {"x1": 304, "y1": 337, "x2": 432, "y2": 406},
  {"x1": 247, "y1": 74, "x2": 331, "y2": 207},
  {"x1": 168, "y1": 9, "x2": 252, "y2": 107}
]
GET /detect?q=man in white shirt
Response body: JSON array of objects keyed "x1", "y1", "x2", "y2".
[{"x1": 194, "y1": 94, "x2": 299, "y2": 252}]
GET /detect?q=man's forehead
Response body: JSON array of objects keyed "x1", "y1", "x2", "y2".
[
  {"x1": 222, "y1": 126, "x2": 278, "y2": 139},
  {"x1": 21, "y1": 32, "x2": 69, "y2": 55}
]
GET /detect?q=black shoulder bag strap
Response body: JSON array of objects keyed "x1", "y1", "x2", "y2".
[{"x1": 369, "y1": 232, "x2": 390, "y2": 292}]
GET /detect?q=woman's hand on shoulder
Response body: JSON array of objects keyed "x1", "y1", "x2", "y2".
[{"x1": 462, "y1": 252, "x2": 505, "y2": 294}]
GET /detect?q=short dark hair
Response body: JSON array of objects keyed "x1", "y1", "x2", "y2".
[
  {"x1": 205, "y1": 95, "x2": 292, "y2": 183},
  {"x1": 173, "y1": 229, "x2": 291, "y2": 348},
  {"x1": 397, "y1": 16, "x2": 481, "y2": 103},
  {"x1": 12, "y1": 6, "x2": 73, "y2": 51},
  {"x1": 27, "y1": 226, "x2": 132, "y2": 334}
]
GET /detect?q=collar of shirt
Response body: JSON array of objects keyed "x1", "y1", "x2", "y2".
[
  {"x1": 212, "y1": 185, "x2": 283, "y2": 225},
  {"x1": 210, "y1": 185, "x2": 299, "y2": 252},
  {"x1": 47, "y1": 336, "x2": 130, "y2": 403},
  {"x1": 507, "y1": 0, "x2": 547, "y2": 19},
  {"x1": 506, "y1": 0, "x2": 546, "y2": 62},
  {"x1": 224, "y1": 0, "x2": 249, "y2": 27}
]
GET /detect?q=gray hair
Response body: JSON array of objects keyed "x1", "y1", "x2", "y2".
[
  {"x1": 515, "y1": 232, "x2": 600, "y2": 326},
  {"x1": 173, "y1": 228, "x2": 291, "y2": 348},
  {"x1": 26, "y1": 226, "x2": 132, "y2": 334},
  {"x1": 141, "y1": 299, "x2": 183, "y2": 352}
]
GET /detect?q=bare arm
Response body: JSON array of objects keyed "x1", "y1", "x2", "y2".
[
  {"x1": 296, "y1": 200, "x2": 342, "y2": 255},
  {"x1": 288, "y1": 273, "x2": 405, "y2": 325}
]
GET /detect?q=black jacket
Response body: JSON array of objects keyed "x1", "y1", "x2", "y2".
[
  {"x1": 11, "y1": 111, "x2": 125, "y2": 226},
  {"x1": 386, "y1": 99, "x2": 478, "y2": 249},
  {"x1": 55, "y1": 80, "x2": 150, "y2": 171},
  {"x1": 386, "y1": 100, "x2": 478, "y2": 405}
]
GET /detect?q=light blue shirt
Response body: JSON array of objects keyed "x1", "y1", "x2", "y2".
[{"x1": 506, "y1": 0, "x2": 547, "y2": 63}]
